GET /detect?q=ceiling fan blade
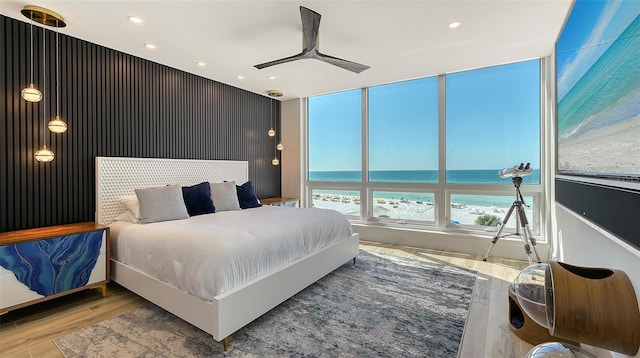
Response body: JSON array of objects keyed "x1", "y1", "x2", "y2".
[
  {"x1": 254, "y1": 6, "x2": 370, "y2": 74},
  {"x1": 300, "y1": 6, "x2": 321, "y2": 52},
  {"x1": 316, "y1": 52, "x2": 370, "y2": 74},
  {"x1": 254, "y1": 52, "x2": 307, "y2": 70}
]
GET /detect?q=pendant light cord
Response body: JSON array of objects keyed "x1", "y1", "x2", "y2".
[
  {"x1": 56, "y1": 21, "x2": 60, "y2": 116},
  {"x1": 29, "y1": 14, "x2": 34, "y2": 84},
  {"x1": 42, "y1": 26, "x2": 46, "y2": 147}
]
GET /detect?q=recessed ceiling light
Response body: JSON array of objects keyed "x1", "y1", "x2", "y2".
[
  {"x1": 127, "y1": 16, "x2": 144, "y2": 24},
  {"x1": 144, "y1": 43, "x2": 156, "y2": 49},
  {"x1": 448, "y1": 21, "x2": 461, "y2": 29},
  {"x1": 196, "y1": 61, "x2": 206, "y2": 67},
  {"x1": 237, "y1": 75, "x2": 245, "y2": 80},
  {"x1": 268, "y1": 76, "x2": 277, "y2": 80}
]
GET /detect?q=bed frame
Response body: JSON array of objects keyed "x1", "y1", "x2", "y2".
[{"x1": 95, "y1": 157, "x2": 359, "y2": 349}]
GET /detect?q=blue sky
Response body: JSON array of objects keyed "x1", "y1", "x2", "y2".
[
  {"x1": 557, "y1": 0, "x2": 640, "y2": 101},
  {"x1": 309, "y1": 60, "x2": 541, "y2": 172}
]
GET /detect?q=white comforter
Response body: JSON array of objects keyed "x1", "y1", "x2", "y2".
[{"x1": 109, "y1": 206, "x2": 353, "y2": 300}]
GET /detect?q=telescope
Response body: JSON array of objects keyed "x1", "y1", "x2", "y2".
[
  {"x1": 484, "y1": 162, "x2": 541, "y2": 265},
  {"x1": 499, "y1": 162, "x2": 532, "y2": 179}
]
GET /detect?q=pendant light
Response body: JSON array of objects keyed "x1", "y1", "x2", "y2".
[
  {"x1": 271, "y1": 139, "x2": 280, "y2": 166},
  {"x1": 35, "y1": 26, "x2": 54, "y2": 162},
  {"x1": 48, "y1": 20, "x2": 67, "y2": 133},
  {"x1": 267, "y1": 100, "x2": 275, "y2": 137},
  {"x1": 21, "y1": 12, "x2": 42, "y2": 102},
  {"x1": 270, "y1": 100, "x2": 279, "y2": 165},
  {"x1": 276, "y1": 103, "x2": 284, "y2": 151},
  {"x1": 272, "y1": 131, "x2": 280, "y2": 165}
]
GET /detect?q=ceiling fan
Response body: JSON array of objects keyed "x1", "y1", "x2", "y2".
[{"x1": 254, "y1": 6, "x2": 370, "y2": 74}]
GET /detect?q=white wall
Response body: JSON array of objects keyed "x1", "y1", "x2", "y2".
[
  {"x1": 554, "y1": 203, "x2": 640, "y2": 358},
  {"x1": 281, "y1": 99, "x2": 303, "y2": 199}
]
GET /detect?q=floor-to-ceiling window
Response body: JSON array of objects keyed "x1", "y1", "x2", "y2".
[
  {"x1": 308, "y1": 89, "x2": 363, "y2": 217},
  {"x1": 445, "y1": 60, "x2": 541, "y2": 230},
  {"x1": 306, "y1": 59, "x2": 543, "y2": 238}
]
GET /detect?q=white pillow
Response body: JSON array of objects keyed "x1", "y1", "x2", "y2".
[
  {"x1": 209, "y1": 181, "x2": 240, "y2": 211},
  {"x1": 120, "y1": 194, "x2": 141, "y2": 220},
  {"x1": 135, "y1": 185, "x2": 190, "y2": 224},
  {"x1": 113, "y1": 209, "x2": 140, "y2": 223}
]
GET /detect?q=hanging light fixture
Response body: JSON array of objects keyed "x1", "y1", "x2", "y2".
[
  {"x1": 48, "y1": 20, "x2": 67, "y2": 133},
  {"x1": 34, "y1": 145, "x2": 55, "y2": 162},
  {"x1": 21, "y1": 11, "x2": 42, "y2": 102},
  {"x1": 271, "y1": 138, "x2": 279, "y2": 166},
  {"x1": 276, "y1": 126, "x2": 284, "y2": 151},
  {"x1": 35, "y1": 26, "x2": 53, "y2": 162},
  {"x1": 271, "y1": 140, "x2": 280, "y2": 166},
  {"x1": 21, "y1": 5, "x2": 66, "y2": 162},
  {"x1": 270, "y1": 100, "x2": 279, "y2": 165},
  {"x1": 267, "y1": 99, "x2": 276, "y2": 137},
  {"x1": 275, "y1": 103, "x2": 284, "y2": 151}
]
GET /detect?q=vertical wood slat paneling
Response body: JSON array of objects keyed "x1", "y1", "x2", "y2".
[
  {"x1": 1, "y1": 15, "x2": 281, "y2": 232},
  {"x1": 1, "y1": 16, "x2": 10, "y2": 231}
]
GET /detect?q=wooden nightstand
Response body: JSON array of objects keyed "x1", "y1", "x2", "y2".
[
  {"x1": 261, "y1": 197, "x2": 299, "y2": 207},
  {"x1": 0, "y1": 222, "x2": 109, "y2": 315}
]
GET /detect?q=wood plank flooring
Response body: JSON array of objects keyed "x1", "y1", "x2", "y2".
[{"x1": 0, "y1": 241, "x2": 532, "y2": 357}]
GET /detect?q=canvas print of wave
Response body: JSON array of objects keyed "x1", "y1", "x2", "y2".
[{"x1": 556, "y1": 0, "x2": 640, "y2": 179}]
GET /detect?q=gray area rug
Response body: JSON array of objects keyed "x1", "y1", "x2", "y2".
[{"x1": 55, "y1": 250, "x2": 476, "y2": 357}]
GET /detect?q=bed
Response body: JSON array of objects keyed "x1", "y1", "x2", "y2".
[{"x1": 95, "y1": 157, "x2": 359, "y2": 350}]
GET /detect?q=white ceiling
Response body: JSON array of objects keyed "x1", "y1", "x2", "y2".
[{"x1": 0, "y1": 1, "x2": 573, "y2": 101}]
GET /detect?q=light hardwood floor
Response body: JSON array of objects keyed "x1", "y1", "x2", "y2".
[{"x1": 0, "y1": 241, "x2": 532, "y2": 358}]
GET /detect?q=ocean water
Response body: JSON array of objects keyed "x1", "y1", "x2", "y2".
[
  {"x1": 310, "y1": 169, "x2": 539, "y2": 208},
  {"x1": 310, "y1": 170, "x2": 540, "y2": 185},
  {"x1": 557, "y1": 15, "x2": 640, "y2": 140}
]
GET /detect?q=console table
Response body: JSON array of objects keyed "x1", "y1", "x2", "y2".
[{"x1": 0, "y1": 222, "x2": 109, "y2": 315}]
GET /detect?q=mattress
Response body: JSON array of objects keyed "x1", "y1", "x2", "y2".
[{"x1": 109, "y1": 206, "x2": 353, "y2": 300}]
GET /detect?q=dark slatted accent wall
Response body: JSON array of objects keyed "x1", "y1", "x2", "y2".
[{"x1": 1, "y1": 15, "x2": 281, "y2": 232}]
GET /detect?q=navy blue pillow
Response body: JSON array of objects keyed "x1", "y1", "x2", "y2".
[
  {"x1": 236, "y1": 181, "x2": 262, "y2": 209},
  {"x1": 182, "y1": 182, "x2": 216, "y2": 216}
]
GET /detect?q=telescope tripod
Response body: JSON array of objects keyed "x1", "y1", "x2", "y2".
[{"x1": 482, "y1": 176, "x2": 541, "y2": 265}]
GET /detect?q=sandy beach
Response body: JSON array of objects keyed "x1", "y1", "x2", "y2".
[
  {"x1": 312, "y1": 194, "x2": 533, "y2": 230},
  {"x1": 559, "y1": 116, "x2": 640, "y2": 175}
]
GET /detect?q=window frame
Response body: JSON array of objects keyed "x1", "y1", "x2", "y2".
[{"x1": 303, "y1": 59, "x2": 546, "y2": 242}]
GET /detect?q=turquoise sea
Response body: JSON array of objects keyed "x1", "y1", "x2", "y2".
[
  {"x1": 557, "y1": 14, "x2": 640, "y2": 140},
  {"x1": 310, "y1": 169, "x2": 540, "y2": 184},
  {"x1": 310, "y1": 169, "x2": 538, "y2": 208}
]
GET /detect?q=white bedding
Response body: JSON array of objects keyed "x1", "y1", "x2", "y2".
[{"x1": 109, "y1": 206, "x2": 353, "y2": 300}]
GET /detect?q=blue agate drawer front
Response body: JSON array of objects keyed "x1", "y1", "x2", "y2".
[{"x1": 0, "y1": 230, "x2": 104, "y2": 297}]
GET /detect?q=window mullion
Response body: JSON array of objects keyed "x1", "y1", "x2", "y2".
[
  {"x1": 437, "y1": 74, "x2": 447, "y2": 230},
  {"x1": 361, "y1": 87, "x2": 369, "y2": 222}
]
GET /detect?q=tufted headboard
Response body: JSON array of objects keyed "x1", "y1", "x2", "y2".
[{"x1": 95, "y1": 157, "x2": 248, "y2": 225}]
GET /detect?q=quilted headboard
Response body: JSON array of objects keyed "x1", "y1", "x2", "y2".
[{"x1": 95, "y1": 157, "x2": 248, "y2": 224}]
